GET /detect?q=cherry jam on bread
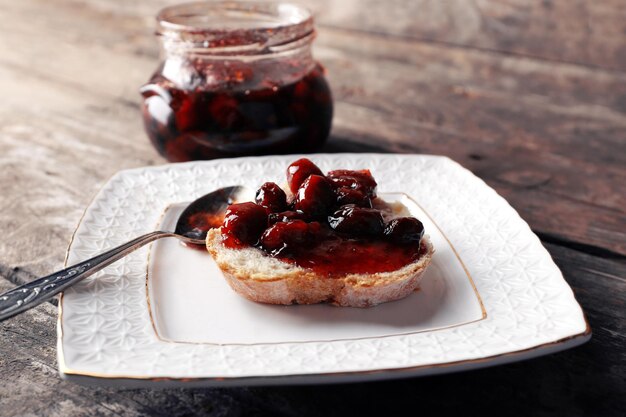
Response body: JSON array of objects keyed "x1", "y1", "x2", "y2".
[{"x1": 219, "y1": 159, "x2": 427, "y2": 276}]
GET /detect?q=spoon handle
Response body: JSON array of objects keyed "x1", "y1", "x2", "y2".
[{"x1": 0, "y1": 231, "x2": 177, "y2": 322}]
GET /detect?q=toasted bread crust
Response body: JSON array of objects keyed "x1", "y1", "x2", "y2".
[{"x1": 206, "y1": 228, "x2": 434, "y2": 307}]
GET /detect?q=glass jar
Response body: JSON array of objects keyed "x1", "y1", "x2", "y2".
[{"x1": 140, "y1": 1, "x2": 333, "y2": 162}]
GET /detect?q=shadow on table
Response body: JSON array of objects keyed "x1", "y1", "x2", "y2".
[
  {"x1": 321, "y1": 134, "x2": 400, "y2": 154},
  {"x1": 145, "y1": 341, "x2": 611, "y2": 417}
]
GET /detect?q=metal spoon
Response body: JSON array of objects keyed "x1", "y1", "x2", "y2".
[{"x1": 0, "y1": 185, "x2": 246, "y2": 322}]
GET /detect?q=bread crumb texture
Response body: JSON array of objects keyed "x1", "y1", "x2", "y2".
[{"x1": 206, "y1": 228, "x2": 434, "y2": 308}]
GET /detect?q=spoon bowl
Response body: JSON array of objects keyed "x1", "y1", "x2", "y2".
[
  {"x1": 0, "y1": 185, "x2": 249, "y2": 322},
  {"x1": 175, "y1": 185, "x2": 246, "y2": 242}
]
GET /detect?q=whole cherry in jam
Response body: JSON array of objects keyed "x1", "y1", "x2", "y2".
[
  {"x1": 221, "y1": 202, "x2": 268, "y2": 247},
  {"x1": 327, "y1": 169, "x2": 378, "y2": 198},
  {"x1": 260, "y1": 220, "x2": 322, "y2": 254},
  {"x1": 328, "y1": 205, "x2": 384, "y2": 236},
  {"x1": 268, "y1": 210, "x2": 308, "y2": 225},
  {"x1": 293, "y1": 175, "x2": 335, "y2": 217},
  {"x1": 384, "y1": 217, "x2": 425, "y2": 243},
  {"x1": 255, "y1": 182, "x2": 288, "y2": 213},
  {"x1": 286, "y1": 158, "x2": 324, "y2": 193},
  {"x1": 335, "y1": 187, "x2": 372, "y2": 208}
]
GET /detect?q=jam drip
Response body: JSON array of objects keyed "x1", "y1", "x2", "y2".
[
  {"x1": 141, "y1": 64, "x2": 333, "y2": 162},
  {"x1": 219, "y1": 159, "x2": 426, "y2": 277}
]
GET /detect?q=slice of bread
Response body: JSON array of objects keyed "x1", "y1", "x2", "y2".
[{"x1": 206, "y1": 229, "x2": 433, "y2": 307}]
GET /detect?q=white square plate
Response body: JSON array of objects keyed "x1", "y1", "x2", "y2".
[{"x1": 58, "y1": 154, "x2": 589, "y2": 387}]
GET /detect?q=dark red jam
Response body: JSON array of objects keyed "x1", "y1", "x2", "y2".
[
  {"x1": 182, "y1": 211, "x2": 226, "y2": 251},
  {"x1": 219, "y1": 159, "x2": 426, "y2": 277},
  {"x1": 260, "y1": 224, "x2": 425, "y2": 277},
  {"x1": 141, "y1": 64, "x2": 332, "y2": 162}
]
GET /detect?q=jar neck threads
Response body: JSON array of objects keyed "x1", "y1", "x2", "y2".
[{"x1": 156, "y1": 1, "x2": 315, "y2": 60}]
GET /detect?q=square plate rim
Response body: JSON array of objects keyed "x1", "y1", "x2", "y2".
[{"x1": 57, "y1": 153, "x2": 591, "y2": 386}]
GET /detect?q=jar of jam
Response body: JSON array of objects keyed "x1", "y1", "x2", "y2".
[{"x1": 140, "y1": 1, "x2": 333, "y2": 162}]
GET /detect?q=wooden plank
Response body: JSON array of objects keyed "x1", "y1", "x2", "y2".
[
  {"x1": 309, "y1": 0, "x2": 626, "y2": 71},
  {"x1": 20, "y1": 0, "x2": 626, "y2": 71},
  {"x1": 313, "y1": 29, "x2": 626, "y2": 169}
]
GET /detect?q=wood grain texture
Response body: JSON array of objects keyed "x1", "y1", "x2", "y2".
[
  {"x1": 43, "y1": 0, "x2": 626, "y2": 70},
  {"x1": 310, "y1": 0, "x2": 626, "y2": 71},
  {"x1": 0, "y1": 0, "x2": 624, "y2": 416}
]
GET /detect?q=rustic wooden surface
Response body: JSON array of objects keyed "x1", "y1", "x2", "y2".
[{"x1": 0, "y1": 0, "x2": 624, "y2": 416}]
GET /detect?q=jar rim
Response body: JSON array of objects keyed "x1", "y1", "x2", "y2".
[{"x1": 156, "y1": 1, "x2": 315, "y2": 55}]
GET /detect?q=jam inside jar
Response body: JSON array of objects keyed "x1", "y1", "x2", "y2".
[{"x1": 140, "y1": 2, "x2": 333, "y2": 162}]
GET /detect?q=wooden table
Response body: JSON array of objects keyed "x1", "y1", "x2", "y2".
[{"x1": 0, "y1": 1, "x2": 624, "y2": 415}]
